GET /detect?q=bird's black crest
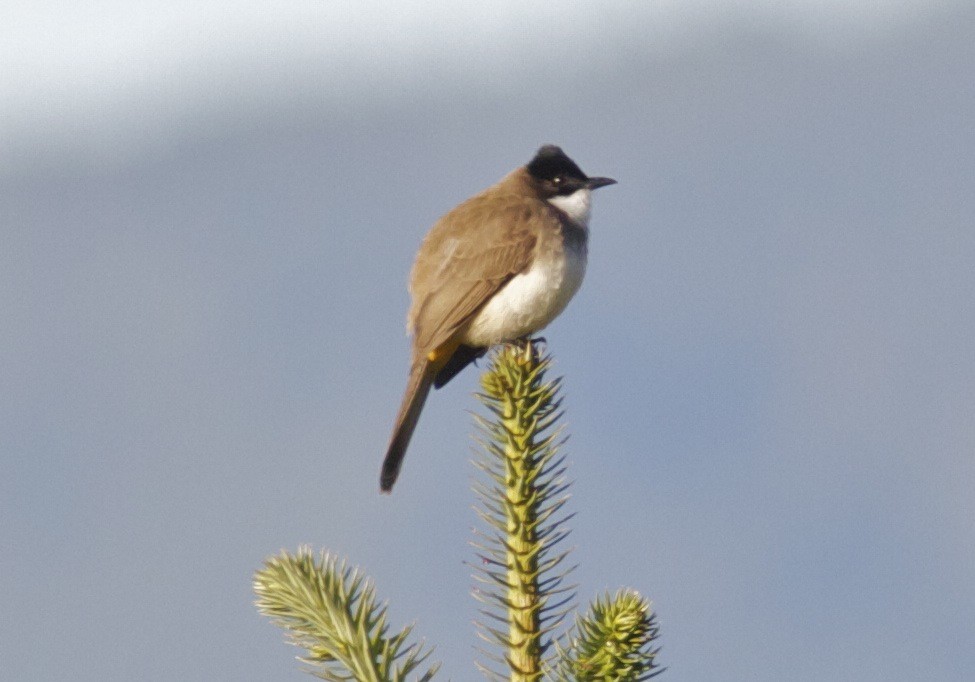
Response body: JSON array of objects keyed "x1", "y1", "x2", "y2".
[{"x1": 526, "y1": 145, "x2": 587, "y2": 182}]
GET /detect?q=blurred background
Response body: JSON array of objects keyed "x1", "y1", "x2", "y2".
[{"x1": 2, "y1": 2, "x2": 973, "y2": 680}]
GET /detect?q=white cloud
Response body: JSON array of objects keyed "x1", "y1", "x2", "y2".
[{"x1": 0, "y1": 0, "x2": 958, "y2": 169}]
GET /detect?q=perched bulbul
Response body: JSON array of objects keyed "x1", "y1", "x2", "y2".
[{"x1": 380, "y1": 145, "x2": 616, "y2": 492}]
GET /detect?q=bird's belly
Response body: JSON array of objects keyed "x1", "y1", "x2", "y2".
[{"x1": 463, "y1": 247, "x2": 586, "y2": 346}]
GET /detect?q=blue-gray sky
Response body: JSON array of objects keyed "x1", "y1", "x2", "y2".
[{"x1": 2, "y1": 2, "x2": 974, "y2": 680}]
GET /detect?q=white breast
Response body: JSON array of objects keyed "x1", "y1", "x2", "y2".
[{"x1": 463, "y1": 239, "x2": 587, "y2": 346}]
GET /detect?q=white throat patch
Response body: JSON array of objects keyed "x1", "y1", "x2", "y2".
[{"x1": 548, "y1": 188, "x2": 592, "y2": 227}]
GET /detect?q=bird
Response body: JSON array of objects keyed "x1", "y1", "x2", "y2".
[{"x1": 380, "y1": 145, "x2": 616, "y2": 492}]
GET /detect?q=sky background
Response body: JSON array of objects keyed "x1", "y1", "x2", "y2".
[{"x1": 2, "y1": 1, "x2": 974, "y2": 680}]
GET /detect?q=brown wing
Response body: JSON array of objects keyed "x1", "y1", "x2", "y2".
[{"x1": 408, "y1": 194, "x2": 541, "y2": 355}]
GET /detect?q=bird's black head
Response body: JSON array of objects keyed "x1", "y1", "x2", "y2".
[{"x1": 526, "y1": 145, "x2": 616, "y2": 197}]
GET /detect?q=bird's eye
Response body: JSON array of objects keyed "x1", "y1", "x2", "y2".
[{"x1": 553, "y1": 175, "x2": 563, "y2": 185}]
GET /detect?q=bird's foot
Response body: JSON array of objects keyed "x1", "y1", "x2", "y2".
[{"x1": 504, "y1": 336, "x2": 546, "y2": 362}]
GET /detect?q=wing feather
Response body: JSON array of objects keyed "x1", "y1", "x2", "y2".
[{"x1": 408, "y1": 195, "x2": 543, "y2": 354}]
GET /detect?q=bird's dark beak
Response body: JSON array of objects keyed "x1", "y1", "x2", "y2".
[{"x1": 586, "y1": 176, "x2": 617, "y2": 190}]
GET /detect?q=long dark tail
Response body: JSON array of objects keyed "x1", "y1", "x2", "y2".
[{"x1": 380, "y1": 359, "x2": 435, "y2": 492}]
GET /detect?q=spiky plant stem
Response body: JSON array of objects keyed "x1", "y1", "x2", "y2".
[
  {"x1": 254, "y1": 547, "x2": 439, "y2": 682},
  {"x1": 500, "y1": 345, "x2": 543, "y2": 680},
  {"x1": 556, "y1": 590, "x2": 662, "y2": 681},
  {"x1": 472, "y1": 340, "x2": 573, "y2": 682},
  {"x1": 255, "y1": 340, "x2": 663, "y2": 681}
]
